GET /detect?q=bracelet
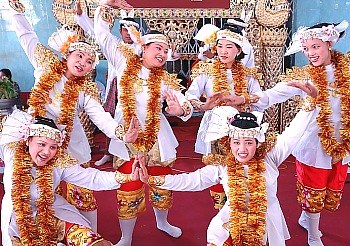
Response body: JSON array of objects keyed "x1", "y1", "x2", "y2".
[
  {"x1": 179, "y1": 101, "x2": 192, "y2": 117},
  {"x1": 300, "y1": 96, "x2": 316, "y2": 112},
  {"x1": 9, "y1": 0, "x2": 25, "y2": 13},
  {"x1": 115, "y1": 124, "x2": 125, "y2": 141},
  {"x1": 240, "y1": 93, "x2": 250, "y2": 105},
  {"x1": 100, "y1": 5, "x2": 114, "y2": 24},
  {"x1": 114, "y1": 171, "x2": 131, "y2": 184},
  {"x1": 148, "y1": 175, "x2": 166, "y2": 186}
]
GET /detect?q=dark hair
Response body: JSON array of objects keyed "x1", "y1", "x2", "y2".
[
  {"x1": 119, "y1": 18, "x2": 138, "y2": 29},
  {"x1": 217, "y1": 24, "x2": 246, "y2": 61},
  {"x1": 0, "y1": 68, "x2": 12, "y2": 81},
  {"x1": 230, "y1": 112, "x2": 259, "y2": 129},
  {"x1": 33, "y1": 116, "x2": 58, "y2": 130},
  {"x1": 308, "y1": 22, "x2": 346, "y2": 39}
]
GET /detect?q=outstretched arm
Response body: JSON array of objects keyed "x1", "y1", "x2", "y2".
[{"x1": 9, "y1": 1, "x2": 41, "y2": 68}]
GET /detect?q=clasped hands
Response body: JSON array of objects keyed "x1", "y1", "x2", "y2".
[{"x1": 129, "y1": 155, "x2": 150, "y2": 182}]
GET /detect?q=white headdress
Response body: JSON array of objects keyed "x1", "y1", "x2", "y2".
[
  {"x1": 216, "y1": 29, "x2": 244, "y2": 47},
  {"x1": 0, "y1": 110, "x2": 66, "y2": 146},
  {"x1": 204, "y1": 106, "x2": 269, "y2": 143},
  {"x1": 285, "y1": 20, "x2": 349, "y2": 56},
  {"x1": 48, "y1": 25, "x2": 99, "y2": 67},
  {"x1": 119, "y1": 9, "x2": 139, "y2": 29}
]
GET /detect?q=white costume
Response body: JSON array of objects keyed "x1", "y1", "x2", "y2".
[
  {"x1": 153, "y1": 107, "x2": 319, "y2": 245},
  {"x1": 0, "y1": 150, "x2": 120, "y2": 245},
  {"x1": 185, "y1": 69, "x2": 262, "y2": 155},
  {"x1": 253, "y1": 63, "x2": 350, "y2": 168},
  {"x1": 94, "y1": 6, "x2": 193, "y2": 162},
  {"x1": 75, "y1": 12, "x2": 139, "y2": 103},
  {"x1": 12, "y1": 10, "x2": 121, "y2": 165}
]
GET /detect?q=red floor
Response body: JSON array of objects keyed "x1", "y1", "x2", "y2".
[{"x1": 1, "y1": 116, "x2": 349, "y2": 245}]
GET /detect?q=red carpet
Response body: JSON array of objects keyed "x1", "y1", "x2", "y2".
[{"x1": 1, "y1": 116, "x2": 349, "y2": 245}]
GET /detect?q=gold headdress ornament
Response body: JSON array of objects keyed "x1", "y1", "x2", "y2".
[
  {"x1": 48, "y1": 25, "x2": 99, "y2": 68},
  {"x1": 285, "y1": 20, "x2": 349, "y2": 56},
  {"x1": 216, "y1": 29, "x2": 244, "y2": 47},
  {"x1": 119, "y1": 9, "x2": 139, "y2": 29},
  {"x1": 141, "y1": 34, "x2": 169, "y2": 46},
  {"x1": 205, "y1": 106, "x2": 268, "y2": 143},
  {"x1": 0, "y1": 110, "x2": 66, "y2": 146}
]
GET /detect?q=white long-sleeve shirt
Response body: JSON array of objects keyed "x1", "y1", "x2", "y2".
[
  {"x1": 94, "y1": 6, "x2": 193, "y2": 162},
  {"x1": 0, "y1": 144, "x2": 121, "y2": 245},
  {"x1": 11, "y1": 10, "x2": 121, "y2": 164},
  {"x1": 156, "y1": 107, "x2": 319, "y2": 245},
  {"x1": 185, "y1": 65, "x2": 262, "y2": 155},
  {"x1": 253, "y1": 64, "x2": 350, "y2": 168}
]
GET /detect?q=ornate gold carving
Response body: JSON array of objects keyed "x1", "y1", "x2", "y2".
[
  {"x1": 144, "y1": 19, "x2": 199, "y2": 52},
  {"x1": 255, "y1": 0, "x2": 291, "y2": 27}
]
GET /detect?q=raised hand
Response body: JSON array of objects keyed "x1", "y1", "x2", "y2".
[
  {"x1": 137, "y1": 155, "x2": 149, "y2": 183},
  {"x1": 163, "y1": 90, "x2": 184, "y2": 116},
  {"x1": 124, "y1": 116, "x2": 139, "y2": 143},
  {"x1": 287, "y1": 80, "x2": 318, "y2": 98},
  {"x1": 220, "y1": 95, "x2": 244, "y2": 106},
  {"x1": 99, "y1": 0, "x2": 133, "y2": 10},
  {"x1": 76, "y1": 0, "x2": 83, "y2": 15},
  {"x1": 200, "y1": 92, "x2": 223, "y2": 111},
  {"x1": 130, "y1": 158, "x2": 140, "y2": 181}
]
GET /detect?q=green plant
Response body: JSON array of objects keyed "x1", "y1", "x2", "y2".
[{"x1": 0, "y1": 77, "x2": 16, "y2": 99}]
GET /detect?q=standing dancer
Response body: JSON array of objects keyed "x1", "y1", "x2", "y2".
[
  {"x1": 8, "y1": 0, "x2": 133, "y2": 233},
  {"x1": 223, "y1": 20, "x2": 350, "y2": 246},
  {"x1": 94, "y1": 1, "x2": 193, "y2": 245},
  {"x1": 138, "y1": 78, "x2": 318, "y2": 245}
]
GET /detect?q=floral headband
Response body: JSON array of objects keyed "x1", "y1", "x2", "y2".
[
  {"x1": 285, "y1": 20, "x2": 349, "y2": 56},
  {"x1": 216, "y1": 29, "x2": 244, "y2": 47},
  {"x1": 48, "y1": 26, "x2": 99, "y2": 68},
  {"x1": 0, "y1": 110, "x2": 66, "y2": 146},
  {"x1": 204, "y1": 106, "x2": 268, "y2": 143},
  {"x1": 141, "y1": 34, "x2": 169, "y2": 46}
]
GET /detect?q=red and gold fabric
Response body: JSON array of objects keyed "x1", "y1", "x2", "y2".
[
  {"x1": 65, "y1": 222, "x2": 104, "y2": 246},
  {"x1": 296, "y1": 160, "x2": 348, "y2": 213},
  {"x1": 116, "y1": 159, "x2": 146, "y2": 219},
  {"x1": 148, "y1": 166, "x2": 173, "y2": 210},
  {"x1": 66, "y1": 162, "x2": 97, "y2": 212},
  {"x1": 209, "y1": 183, "x2": 227, "y2": 210}
]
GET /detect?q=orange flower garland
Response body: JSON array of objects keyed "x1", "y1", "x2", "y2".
[
  {"x1": 28, "y1": 59, "x2": 86, "y2": 150},
  {"x1": 226, "y1": 151, "x2": 267, "y2": 246},
  {"x1": 306, "y1": 50, "x2": 350, "y2": 159},
  {"x1": 212, "y1": 58, "x2": 248, "y2": 97},
  {"x1": 12, "y1": 141, "x2": 57, "y2": 245},
  {"x1": 119, "y1": 54, "x2": 164, "y2": 152}
]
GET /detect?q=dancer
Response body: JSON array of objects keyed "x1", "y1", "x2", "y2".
[
  {"x1": 94, "y1": 1, "x2": 193, "y2": 245},
  {"x1": 137, "y1": 82, "x2": 318, "y2": 245},
  {"x1": 75, "y1": 0, "x2": 140, "y2": 166},
  {"x1": 0, "y1": 110, "x2": 140, "y2": 246},
  {"x1": 222, "y1": 20, "x2": 349, "y2": 246},
  {"x1": 185, "y1": 22, "x2": 262, "y2": 209},
  {"x1": 9, "y1": 0, "x2": 131, "y2": 232}
]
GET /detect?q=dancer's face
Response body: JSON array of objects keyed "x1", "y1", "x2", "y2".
[
  {"x1": 65, "y1": 50, "x2": 94, "y2": 78},
  {"x1": 28, "y1": 136, "x2": 58, "y2": 166},
  {"x1": 302, "y1": 38, "x2": 332, "y2": 67},
  {"x1": 142, "y1": 42, "x2": 169, "y2": 69},
  {"x1": 120, "y1": 27, "x2": 133, "y2": 44},
  {"x1": 216, "y1": 39, "x2": 241, "y2": 68},
  {"x1": 230, "y1": 136, "x2": 257, "y2": 164}
]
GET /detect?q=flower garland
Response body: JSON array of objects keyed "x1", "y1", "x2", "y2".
[
  {"x1": 11, "y1": 141, "x2": 57, "y2": 245},
  {"x1": 119, "y1": 54, "x2": 164, "y2": 152},
  {"x1": 212, "y1": 58, "x2": 248, "y2": 97},
  {"x1": 226, "y1": 151, "x2": 267, "y2": 246},
  {"x1": 28, "y1": 59, "x2": 85, "y2": 150},
  {"x1": 306, "y1": 50, "x2": 350, "y2": 159}
]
